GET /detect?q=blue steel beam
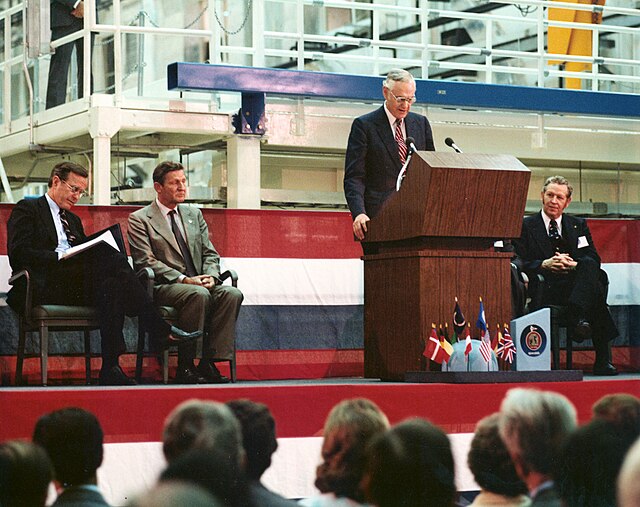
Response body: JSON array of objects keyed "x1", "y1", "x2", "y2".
[{"x1": 168, "y1": 62, "x2": 640, "y2": 119}]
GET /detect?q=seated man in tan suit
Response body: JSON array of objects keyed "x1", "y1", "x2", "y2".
[{"x1": 128, "y1": 161, "x2": 243, "y2": 384}]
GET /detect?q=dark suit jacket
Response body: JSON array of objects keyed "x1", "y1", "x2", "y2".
[
  {"x1": 51, "y1": 0, "x2": 83, "y2": 30},
  {"x1": 52, "y1": 486, "x2": 110, "y2": 507},
  {"x1": 344, "y1": 106, "x2": 435, "y2": 220},
  {"x1": 514, "y1": 211, "x2": 617, "y2": 342},
  {"x1": 127, "y1": 201, "x2": 221, "y2": 284},
  {"x1": 514, "y1": 211, "x2": 600, "y2": 278},
  {"x1": 6, "y1": 195, "x2": 86, "y2": 310}
]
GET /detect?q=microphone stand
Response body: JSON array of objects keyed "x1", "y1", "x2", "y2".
[{"x1": 395, "y1": 151, "x2": 413, "y2": 191}]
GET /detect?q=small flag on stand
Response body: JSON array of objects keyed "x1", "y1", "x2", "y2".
[
  {"x1": 477, "y1": 298, "x2": 492, "y2": 364},
  {"x1": 453, "y1": 297, "x2": 466, "y2": 337},
  {"x1": 502, "y1": 324, "x2": 516, "y2": 364},
  {"x1": 423, "y1": 324, "x2": 440, "y2": 361},
  {"x1": 440, "y1": 324, "x2": 453, "y2": 363},
  {"x1": 464, "y1": 324, "x2": 473, "y2": 357}
]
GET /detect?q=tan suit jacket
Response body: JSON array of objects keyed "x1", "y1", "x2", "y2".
[{"x1": 128, "y1": 201, "x2": 221, "y2": 283}]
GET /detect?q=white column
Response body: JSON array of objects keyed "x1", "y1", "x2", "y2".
[
  {"x1": 226, "y1": 135, "x2": 261, "y2": 209},
  {"x1": 89, "y1": 99, "x2": 121, "y2": 205},
  {"x1": 92, "y1": 135, "x2": 111, "y2": 204}
]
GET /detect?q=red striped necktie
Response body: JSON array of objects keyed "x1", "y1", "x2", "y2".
[{"x1": 395, "y1": 119, "x2": 408, "y2": 165}]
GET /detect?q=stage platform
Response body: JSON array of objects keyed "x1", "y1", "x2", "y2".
[{"x1": 1, "y1": 375, "x2": 638, "y2": 505}]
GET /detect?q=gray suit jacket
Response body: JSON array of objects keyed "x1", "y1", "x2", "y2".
[{"x1": 128, "y1": 201, "x2": 221, "y2": 284}]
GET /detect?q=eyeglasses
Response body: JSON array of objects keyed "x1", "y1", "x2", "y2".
[
  {"x1": 61, "y1": 179, "x2": 87, "y2": 197},
  {"x1": 386, "y1": 87, "x2": 417, "y2": 105}
]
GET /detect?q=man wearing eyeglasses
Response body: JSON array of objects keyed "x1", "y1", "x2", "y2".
[
  {"x1": 6, "y1": 162, "x2": 201, "y2": 385},
  {"x1": 344, "y1": 68, "x2": 435, "y2": 247}
]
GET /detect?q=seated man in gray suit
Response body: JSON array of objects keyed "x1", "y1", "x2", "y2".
[{"x1": 128, "y1": 161, "x2": 243, "y2": 384}]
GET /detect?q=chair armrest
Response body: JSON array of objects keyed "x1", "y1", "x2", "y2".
[
  {"x1": 8, "y1": 269, "x2": 32, "y2": 319},
  {"x1": 136, "y1": 268, "x2": 155, "y2": 298},
  {"x1": 220, "y1": 269, "x2": 238, "y2": 287}
]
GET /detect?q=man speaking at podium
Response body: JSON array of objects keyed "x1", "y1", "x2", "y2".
[
  {"x1": 343, "y1": 68, "x2": 435, "y2": 246},
  {"x1": 514, "y1": 176, "x2": 618, "y2": 375},
  {"x1": 6, "y1": 162, "x2": 200, "y2": 385}
]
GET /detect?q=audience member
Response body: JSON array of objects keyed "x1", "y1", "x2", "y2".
[
  {"x1": 591, "y1": 393, "x2": 640, "y2": 439},
  {"x1": 300, "y1": 398, "x2": 389, "y2": 507},
  {"x1": 161, "y1": 399, "x2": 252, "y2": 507},
  {"x1": 363, "y1": 418, "x2": 456, "y2": 507},
  {"x1": 467, "y1": 413, "x2": 530, "y2": 507},
  {"x1": 555, "y1": 418, "x2": 637, "y2": 507},
  {"x1": 498, "y1": 388, "x2": 577, "y2": 507},
  {"x1": 0, "y1": 439, "x2": 53, "y2": 507},
  {"x1": 32, "y1": 407, "x2": 109, "y2": 506},
  {"x1": 128, "y1": 481, "x2": 221, "y2": 507},
  {"x1": 160, "y1": 448, "x2": 250, "y2": 507},
  {"x1": 226, "y1": 399, "x2": 297, "y2": 506},
  {"x1": 618, "y1": 436, "x2": 640, "y2": 507}
]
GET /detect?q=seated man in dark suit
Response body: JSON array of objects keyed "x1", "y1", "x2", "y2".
[
  {"x1": 513, "y1": 175, "x2": 618, "y2": 375},
  {"x1": 7, "y1": 162, "x2": 200, "y2": 385},
  {"x1": 33, "y1": 407, "x2": 108, "y2": 506}
]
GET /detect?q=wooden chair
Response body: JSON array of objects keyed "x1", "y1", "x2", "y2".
[
  {"x1": 9, "y1": 270, "x2": 99, "y2": 386},
  {"x1": 135, "y1": 268, "x2": 238, "y2": 384}
]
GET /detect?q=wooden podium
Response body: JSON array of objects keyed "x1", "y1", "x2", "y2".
[{"x1": 362, "y1": 152, "x2": 530, "y2": 380}]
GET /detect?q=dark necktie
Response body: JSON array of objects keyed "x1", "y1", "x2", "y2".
[
  {"x1": 59, "y1": 209, "x2": 77, "y2": 245},
  {"x1": 548, "y1": 219, "x2": 561, "y2": 241},
  {"x1": 169, "y1": 210, "x2": 198, "y2": 278},
  {"x1": 395, "y1": 119, "x2": 407, "y2": 165}
]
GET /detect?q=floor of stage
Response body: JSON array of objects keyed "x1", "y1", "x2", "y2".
[{"x1": 2, "y1": 374, "x2": 638, "y2": 505}]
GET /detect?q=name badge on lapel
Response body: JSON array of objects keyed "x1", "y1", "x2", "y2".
[{"x1": 577, "y1": 235, "x2": 589, "y2": 248}]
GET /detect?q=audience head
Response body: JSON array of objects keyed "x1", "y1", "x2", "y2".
[
  {"x1": 0, "y1": 439, "x2": 53, "y2": 507},
  {"x1": 128, "y1": 480, "x2": 222, "y2": 507},
  {"x1": 315, "y1": 398, "x2": 389, "y2": 502},
  {"x1": 225, "y1": 399, "x2": 278, "y2": 481},
  {"x1": 32, "y1": 407, "x2": 104, "y2": 488},
  {"x1": 160, "y1": 448, "x2": 249, "y2": 507},
  {"x1": 364, "y1": 418, "x2": 456, "y2": 507},
  {"x1": 467, "y1": 413, "x2": 528, "y2": 498},
  {"x1": 162, "y1": 399, "x2": 243, "y2": 465},
  {"x1": 592, "y1": 393, "x2": 640, "y2": 439},
  {"x1": 556, "y1": 418, "x2": 636, "y2": 507},
  {"x1": 618, "y1": 436, "x2": 640, "y2": 507},
  {"x1": 498, "y1": 388, "x2": 577, "y2": 484}
]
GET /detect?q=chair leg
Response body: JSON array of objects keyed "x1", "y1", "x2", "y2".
[
  {"x1": 566, "y1": 335, "x2": 573, "y2": 369},
  {"x1": 163, "y1": 350, "x2": 169, "y2": 385},
  {"x1": 230, "y1": 342, "x2": 237, "y2": 383},
  {"x1": 551, "y1": 319, "x2": 560, "y2": 370},
  {"x1": 136, "y1": 325, "x2": 146, "y2": 383},
  {"x1": 84, "y1": 331, "x2": 92, "y2": 385},
  {"x1": 40, "y1": 324, "x2": 49, "y2": 386},
  {"x1": 15, "y1": 320, "x2": 26, "y2": 386}
]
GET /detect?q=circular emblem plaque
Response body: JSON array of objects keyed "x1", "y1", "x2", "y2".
[{"x1": 520, "y1": 324, "x2": 547, "y2": 357}]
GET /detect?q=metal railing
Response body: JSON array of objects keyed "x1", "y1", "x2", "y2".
[{"x1": 0, "y1": 0, "x2": 638, "y2": 129}]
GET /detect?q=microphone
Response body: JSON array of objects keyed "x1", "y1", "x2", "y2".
[
  {"x1": 405, "y1": 136, "x2": 417, "y2": 154},
  {"x1": 444, "y1": 137, "x2": 463, "y2": 153}
]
